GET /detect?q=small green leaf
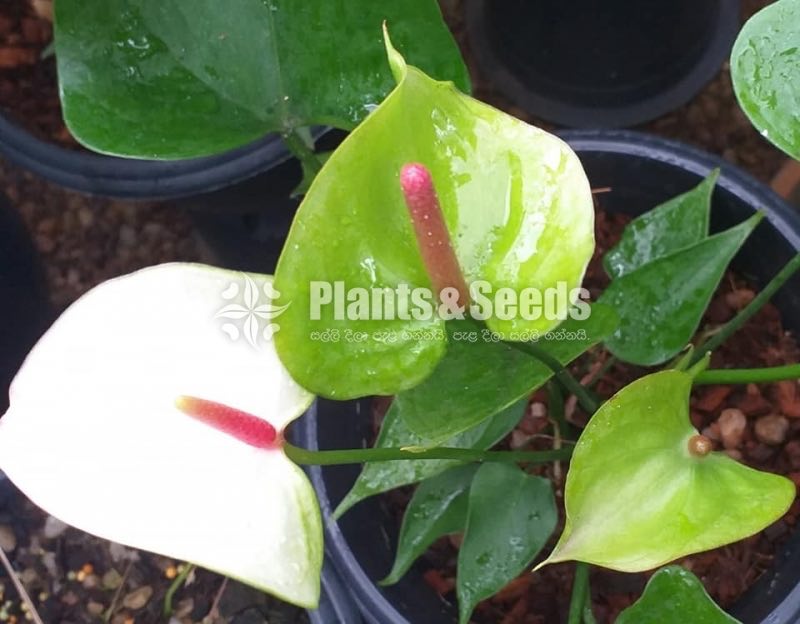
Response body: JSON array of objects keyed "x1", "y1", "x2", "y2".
[
  {"x1": 617, "y1": 566, "x2": 741, "y2": 624},
  {"x1": 604, "y1": 170, "x2": 718, "y2": 279},
  {"x1": 274, "y1": 39, "x2": 595, "y2": 399},
  {"x1": 398, "y1": 307, "x2": 617, "y2": 443},
  {"x1": 55, "y1": 0, "x2": 469, "y2": 158},
  {"x1": 381, "y1": 464, "x2": 476, "y2": 586},
  {"x1": 541, "y1": 370, "x2": 794, "y2": 573},
  {"x1": 600, "y1": 214, "x2": 761, "y2": 366},
  {"x1": 457, "y1": 463, "x2": 557, "y2": 624},
  {"x1": 731, "y1": 0, "x2": 800, "y2": 160},
  {"x1": 333, "y1": 398, "x2": 526, "y2": 518}
]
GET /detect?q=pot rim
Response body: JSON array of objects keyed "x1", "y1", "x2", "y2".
[
  {"x1": 0, "y1": 113, "x2": 298, "y2": 201},
  {"x1": 465, "y1": 0, "x2": 741, "y2": 128}
]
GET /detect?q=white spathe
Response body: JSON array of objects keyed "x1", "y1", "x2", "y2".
[{"x1": 0, "y1": 263, "x2": 321, "y2": 608}]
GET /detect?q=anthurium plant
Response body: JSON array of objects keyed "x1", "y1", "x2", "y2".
[{"x1": 2, "y1": 8, "x2": 800, "y2": 624}]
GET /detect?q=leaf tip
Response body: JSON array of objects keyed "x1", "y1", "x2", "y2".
[{"x1": 382, "y1": 22, "x2": 407, "y2": 84}]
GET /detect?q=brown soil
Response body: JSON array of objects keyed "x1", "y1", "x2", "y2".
[
  {"x1": 0, "y1": 0, "x2": 77, "y2": 148},
  {"x1": 378, "y1": 209, "x2": 800, "y2": 623}
]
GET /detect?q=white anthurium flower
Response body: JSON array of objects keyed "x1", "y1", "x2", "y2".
[{"x1": 0, "y1": 263, "x2": 322, "y2": 608}]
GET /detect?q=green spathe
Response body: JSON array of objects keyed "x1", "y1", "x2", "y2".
[
  {"x1": 540, "y1": 370, "x2": 794, "y2": 572},
  {"x1": 54, "y1": 0, "x2": 469, "y2": 158},
  {"x1": 274, "y1": 33, "x2": 594, "y2": 399}
]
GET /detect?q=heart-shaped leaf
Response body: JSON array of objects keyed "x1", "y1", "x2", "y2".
[
  {"x1": 599, "y1": 214, "x2": 760, "y2": 366},
  {"x1": 273, "y1": 36, "x2": 595, "y2": 399},
  {"x1": 55, "y1": 0, "x2": 469, "y2": 158},
  {"x1": 0, "y1": 265, "x2": 322, "y2": 608},
  {"x1": 540, "y1": 370, "x2": 794, "y2": 572},
  {"x1": 604, "y1": 170, "x2": 717, "y2": 279},
  {"x1": 381, "y1": 464, "x2": 477, "y2": 586},
  {"x1": 731, "y1": 0, "x2": 800, "y2": 160},
  {"x1": 458, "y1": 463, "x2": 557, "y2": 624},
  {"x1": 617, "y1": 566, "x2": 741, "y2": 624},
  {"x1": 398, "y1": 307, "x2": 617, "y2": 443},
  {"x1": 334, "y1": 397, "x2": 526, "y2": 518}
]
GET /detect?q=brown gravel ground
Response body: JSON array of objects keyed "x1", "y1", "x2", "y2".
[{"x1": 0, "y1": 0, "x2": 796, "y2": 623}]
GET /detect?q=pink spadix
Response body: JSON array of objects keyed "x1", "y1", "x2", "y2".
[
  {"x1": 400, "y1": 163, "x2": 470, "y2": 308},
  {"x1": 176, "y1": 396, "x2": 280, "y2": 450}
]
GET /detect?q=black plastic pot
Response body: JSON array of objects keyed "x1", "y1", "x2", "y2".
[
  {"x1": 466, "y1": 0, "x2": 740, "y2": 128},
  {"x1": 290, "y1": 130, "x2": 800, "y2": 624},
  {"x1": 0, "y1": 194, "x2": 51, "y2": 506},
  {"x1": 188, "y1": 130, "x2": 346, "y2": 274},
  {"x1": 0, "y1": 195, "x2": 50, "y2": 413},
  {"x1": 0, "y1": 111, "x2": 308, "y2": 201}
]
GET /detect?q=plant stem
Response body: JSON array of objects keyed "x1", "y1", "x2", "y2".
[
  {"x1": 692, "y1": 252, "x2": 800, "y2": 364},
  {"x1": 548, "y1": 381, "x2": 574, "y2": 441},
  {"x1": 282, "y1": 128, "x2": 324, "y2": 177},
  {"x1": 694, "y1": 363, "x2": 800, "y2": 385},
  {"x1": 163, "y1": 564, "x2": 195, "y2": 618},
  {"x1": 510, "y1": 341, "x2": 600, "y2": 413},
  {"x1": 568, "y1": 562, "x2": 590, "y2": 624},
  {"x1": 282, "y1": 442, "x2": 573, "y2": 466}
]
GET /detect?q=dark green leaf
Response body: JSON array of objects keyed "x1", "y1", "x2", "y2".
[
  {"x1": 617, "y1": 566, "x2": 741, "y2": 624},
  {"x1": 381, "y1": 464, "x2": 476, "y2": 586},
  {"x1": 457, "y1": 463, "x2": 557, "y2": 624},
  {"x1": 398, "y1": 306, "x2": 618, "y2": 444},
  {"x1": 55, "y1": 0, "x2": 469, "y2": 158},
  {"x1": 731, "y1": 0, "x2": 800, "y2": 160},
  {"x1": 599, "y1": 215, "x2": 761, "y2": 366},
  {"x1": 604, "y1": 170, "x2": 718, "y2": 279},
  {"x1": 333, "y1": 398, "x2": 526, "y2": 518}
]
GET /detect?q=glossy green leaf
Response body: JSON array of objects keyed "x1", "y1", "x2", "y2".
[
  {"x1": 381, "y1": 464, "x2": 476, "y2": 586},
  {"x1": 273, "y1": 37, "x2": 595, "y2": 398},
  {"x1": 398, "y1": 307, "x2": 617, "y2": 444},
  {"x1": 333, "y1": 398, "x2": 526, "y2": 518},
  {"x1": 54, "y1": 0, "x2": 469, "y2": 158},
  {"x1": 731, "y1": 0, "x2": 800, "y2": 160},
  {"x1": 540, "y1": 370, "x2": 794, "y2": 573},
  {"x1": 603, "y1": 170, "x2": 718, "y2": 279},
  {"x1": 599, "y1": 214, "x2": 761, "y2": 366},
  {"x1": 617, "y1": 566, "x2": 741, "y2": 624},
  {"x1": 457, "y1": 463, "x2": 557, "y2": 624}
]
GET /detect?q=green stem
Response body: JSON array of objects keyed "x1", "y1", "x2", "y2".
[
  {"x1": 510, "y1": 341, "x2": 600, "y2": 413},
  {"x1": 694, "y1": 363, "x2": 800, "y2": 385},
  {"x1": 568, "y1": 563, "x2": 591, "y2": 624},
  {"x1": 282, "y1": 128, "x2": 324, "y2": 177},
  {"x1": 282, "y1": 442, "x2": 573, "y2": 466},
  {"x1": 547, "y1": 381, "x2": 574, "y2": 440},
  {"x1": 692, "y1": 252, "x2": 800, "y2": 364},
  {"x1": 163, "y1": 564, "x2": 195, "y2": 618}
]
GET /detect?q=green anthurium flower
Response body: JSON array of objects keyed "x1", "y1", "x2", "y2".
[
  {"x1": 538, "y1": 370, "x2": 794, "y2": 572},
  {"x1": 0, "y1": 264, "x2": 322, "y2": 608},
  {"x1": 273, "y1": 30, "x2": 595, "y2": 399}
]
